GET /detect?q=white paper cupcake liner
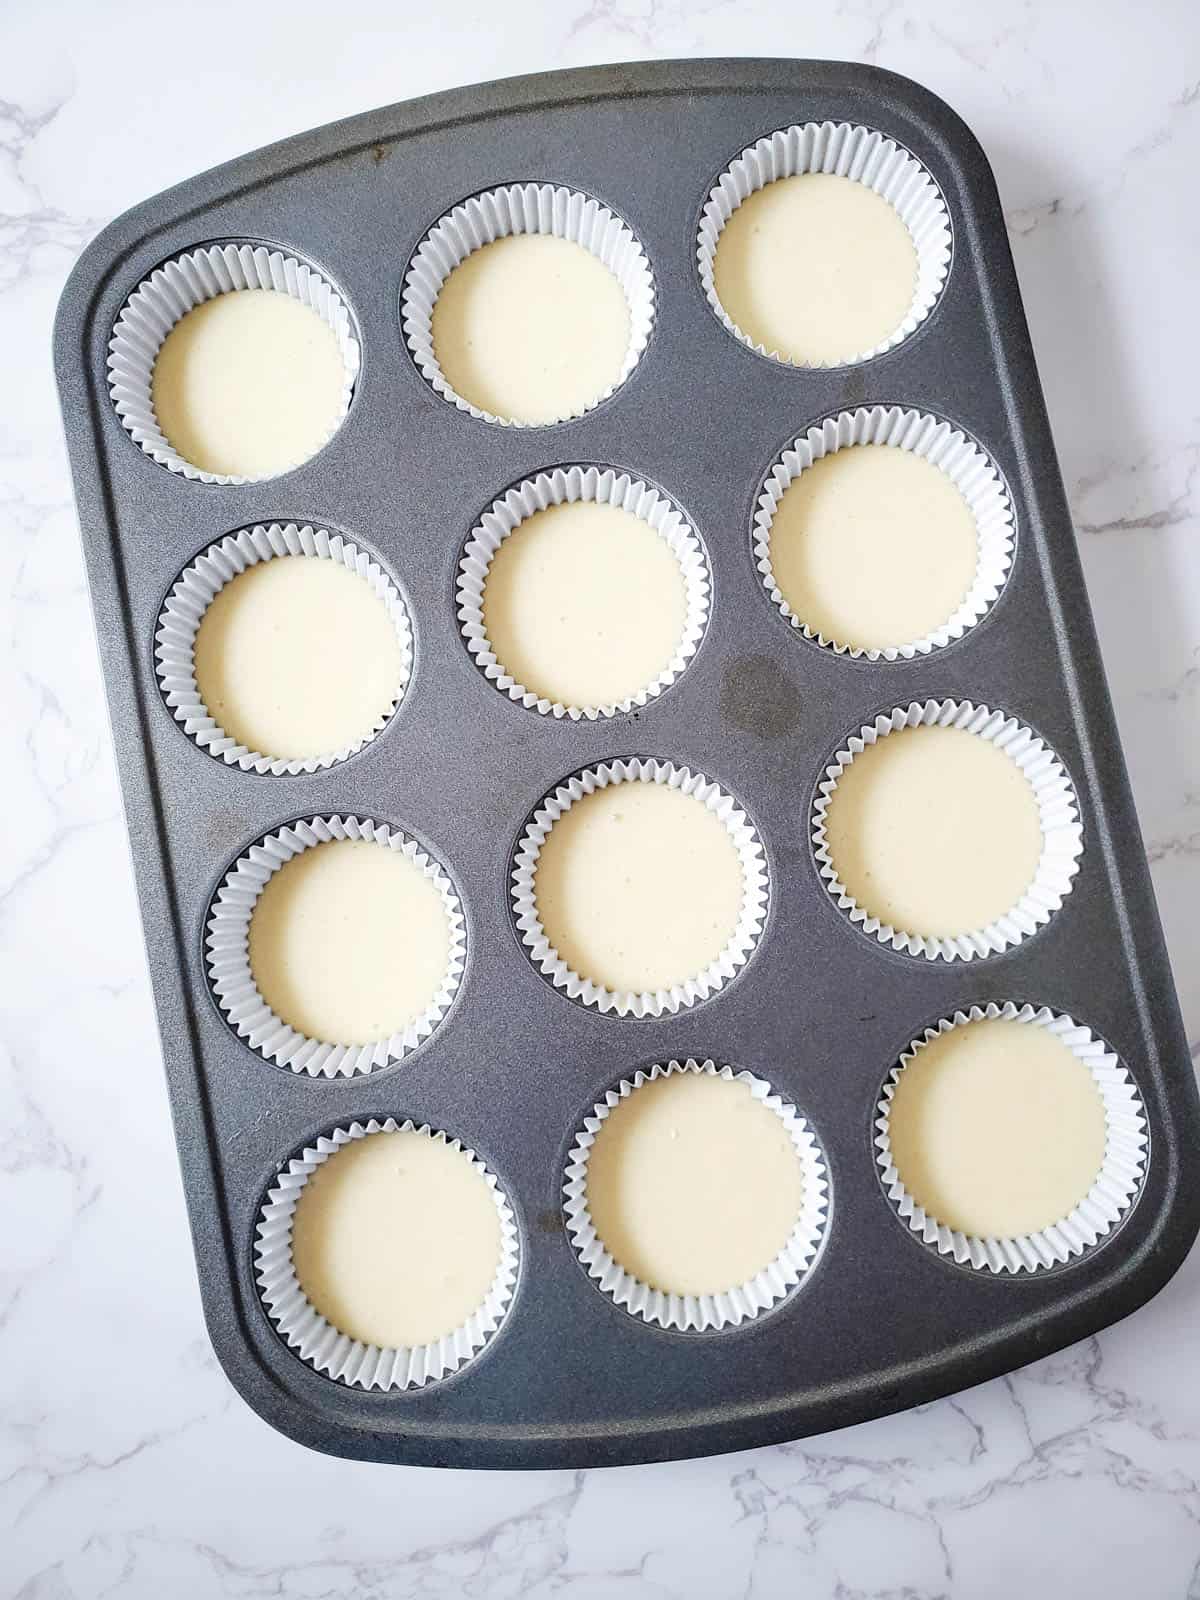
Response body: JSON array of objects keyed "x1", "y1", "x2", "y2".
[
  {"x1": 457, "y1": 466, "x2": 709, "y2": 719},
  {"x1": 564, "y1": 1059, "x2": 829, "y2": 1331},
  {"x1": 255, "y1": 1118, "x2": 519, "y2": 1388},
  {"x1": 513, "y1": 759, "x2": 768, "y2": 1018},
  {"x1": 813, "y1": 699, "x2": 1083, "y2": 962},
  {"x1": 206, "y1": 815, "x2": 466, "y2": 1077},
  {"x1": 401, "y1": 183, "x2": 655, "y2": 425},
  {"x1": 754, "y1": 406, "x2": 1015, "y2": 659},
  {"x1": 698, "y1": 121, "x2": 952, "y2": 367},
  {"x1": 876, "y1": 1003, "x2": 1147, "y2": 1273},
  {"x1": 155, "y1": 523, "x2": 412, "y2": 775},
  {"x1": 108, "y1": 242, "x2": 360, "y2": 484}
]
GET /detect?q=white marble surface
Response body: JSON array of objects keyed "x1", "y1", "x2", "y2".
[{"x1": 3, "y1": 2, "x2": 1200, "y2": 1595}]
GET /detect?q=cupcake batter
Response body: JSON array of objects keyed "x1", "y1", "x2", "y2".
[
  {"x1": 193, "y1": 556, "x2": 404, "y2": 761},
  {"x1": 886, "y1": 1017, "x2": 1108, "y2": 1238},
  {"x1": 431, "y1": 234, "x2": 630, "y2": 423},
  {"x1": 249, "y1": 838, "x2": 450, "y2": 1045},
  {"x1": 482, "y1": 500, "x2": 688, "y2": 708},
  {"x1": 769, "y1": 445, "x2": 978, "y2": 651},
  {"x1": 823, "y1": 724, "x2": 1043, "y2": 937},
  {"x1": 586, "y1": 1071, "x2": 804, "y2": 1296},
  {"x1": 292, "y1": 1127, "x2": 501, "y2": 1348},
  {"x1": 534, "y1": 781, "x2": 744, "y2": 995},
  {"x1": 713, "y1": 173, "x2": 918, "y2": 364},
  {"x1": 152, "y1": 289, "x2": 346, "y2": 478}
]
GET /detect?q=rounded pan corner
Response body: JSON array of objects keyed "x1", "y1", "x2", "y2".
[{"x1": 844, "y1": 62, "x2": 995, "y2": 154}]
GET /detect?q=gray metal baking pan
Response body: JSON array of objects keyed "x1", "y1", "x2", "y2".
[{"x1": 53, "y1": 58, "x2": 1200, "y2": 1468}]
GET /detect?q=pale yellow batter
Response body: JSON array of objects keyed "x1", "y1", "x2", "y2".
[
  {"x1": 152, "y1": 289, "x2": 346, "y2": 477},
  {"x1": 431, "y1": 234, "x2": 630, "y2": 423},
  {"x1": 292, "y1": 1128, "x2": 502, "y2": 1347},
  {"x1": 887, "y1": 1018, "x2": 1108, "y2": 1238},
  {"x1": 194, "y1": 557, "x2": 404, "y2": 761},
  {"x1": 534, "y1": 782, "x2": 744, "y2": 995},
  {"x1": 713, "y1": 173, "x2": 918, "y2": 364},
  {"x1": 249, "y1": 839, "x2": 450, "y2": 1045},
  {"x1": 823, "y1": 725, "x2": 1043, "y2": 937},
  {"x1": 769, "y1": 446, "x2": 978, "y2": 651},
  {"x1": 482, "y1": 501, "x2": 688, "y2": 707},
  {"x1": 586, "y1": 1071, "x2": 804, "y2": 1295}
]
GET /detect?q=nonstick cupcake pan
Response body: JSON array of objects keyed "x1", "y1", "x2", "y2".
[{"x1": 54, "y1": 59, "x2": 1200, "y2": 1468}]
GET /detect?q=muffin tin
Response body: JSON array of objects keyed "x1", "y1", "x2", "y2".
[{"x1": 54, "y1": 59, "x2": 1200, "y2": 1468}]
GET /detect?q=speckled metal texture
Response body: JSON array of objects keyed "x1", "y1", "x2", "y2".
[{"x1": 53, "y1": 59, "x2": 1200, "y2": 1469}]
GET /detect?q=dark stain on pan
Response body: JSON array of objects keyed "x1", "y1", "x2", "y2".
[{"x1": 719, "y1": 654, "x2": 803, "y2": 738}]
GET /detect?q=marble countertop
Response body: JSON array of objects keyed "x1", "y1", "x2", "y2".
[{"x1": 4, "y1": 2, "x2": 1200, "y2": 1595}]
